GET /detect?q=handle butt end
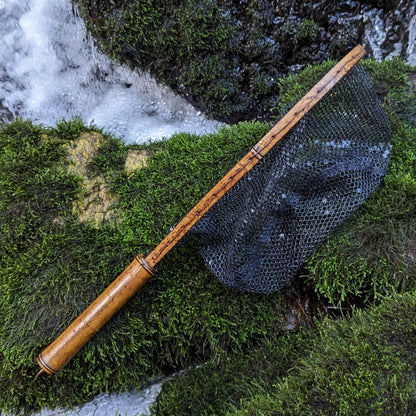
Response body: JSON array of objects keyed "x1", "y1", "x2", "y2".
[{"x1": 37, "y1": 353, "x2": 59, "y2": 376}]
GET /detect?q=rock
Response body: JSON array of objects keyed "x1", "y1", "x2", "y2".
[
  {"x1": 124, "y1": 149, "x2": 149, "y2": 177},
  {"x1": 66, "y1": 132, "x2": 118, "y2": 227},
  {"x1": 74, "y1": 0, "x2": 416, "y2": 124},
  {"x1": 0, "y1": 101, "x2": 13, "y2": 122},
  {"x1": 66, "y1": 131, "x2": 106, "y2": 176}
]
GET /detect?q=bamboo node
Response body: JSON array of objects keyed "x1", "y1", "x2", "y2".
[{"x1": 136, "y1": 254, "x2": 157, "y2": 276}]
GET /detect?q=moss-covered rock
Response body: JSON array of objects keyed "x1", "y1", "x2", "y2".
[
  {"x1": 0, "y1": 118, "x2": 285, "y2": 414},
  {"x1": 301, "y1": 58, "x2": 416, "y2": 305},
  {"x1": 153, "y1": 291, "x2": 416, "y2": 416},
  {"x1": 151, "y1": 58, "x2": 416, "y2": 414},
  {"x1": 227, "y1": 290, "x2": 416, "y2": 416},
  {"x1": 1, "y1": 57, "x2": 415, "y2": 415},
  {"x1": 74, "y1": 0, "x2": 413, "y2": 123}
]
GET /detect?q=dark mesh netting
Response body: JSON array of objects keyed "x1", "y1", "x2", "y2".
[{"x1": 191, "y1": 64, "x2": 392, "y2": 294}]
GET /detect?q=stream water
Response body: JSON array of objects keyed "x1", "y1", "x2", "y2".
[
  {"x1": 0, "y1": 0, "x2": 221, "y2": 144},
  {"x1": 31, "y1": 384, "x2": 163, "y2": 416}
]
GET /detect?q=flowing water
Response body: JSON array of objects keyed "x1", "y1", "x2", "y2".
[
  {"x1": 31, "y1": 384, "x2": 163, "y2": 416},
  {"x1": 407, "y1": 13, "x2": 416, "y2": 67},
  {"x1": 0, "y1": 0, "x2": 221, "y2": 144},
  {"x1": 362, "y1": 0, "x2": 416, "y2": 62}
]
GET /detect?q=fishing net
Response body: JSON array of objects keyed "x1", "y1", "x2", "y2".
[{"x1": 192, "y1": 64, "x2": 392, "y2": 294}]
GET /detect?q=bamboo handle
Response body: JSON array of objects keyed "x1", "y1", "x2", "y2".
[
  {"x1": 37, "y1": 45, "x2": 366, "y2": 376},
  {"x1": 37, "y1": 255, "x2": 156, "y2": 374}
]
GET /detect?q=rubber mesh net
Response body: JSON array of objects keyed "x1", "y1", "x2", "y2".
[{"x1": 191, "y1": 64, "x2": 392, "y2": 294}]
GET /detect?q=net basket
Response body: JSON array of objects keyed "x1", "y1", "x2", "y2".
[{"x1": 192, "y1": 64, "x2": 392, "y2": 294}]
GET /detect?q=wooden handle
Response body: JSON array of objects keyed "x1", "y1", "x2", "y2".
[
  {"x1": 37, "y1": 45, "x2": 365, "y2": 375},
  {"x1": 37, "y1": 255, "x2": 156, "y2": 374}
]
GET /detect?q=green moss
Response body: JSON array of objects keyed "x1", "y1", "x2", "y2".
[
  {"x1": 362, "y1": 58, "x2": 416, "y2": 125},
  {"x1": 305, "y1": 60, "x2": 416, "y2": 305},
  {"x1": 0, "y1": 118, "x2": 285, "y2": 414},
  {"x1": 230, "y1": 291, "x2": 416, "y2": 416},
  {"x1": 75, "y1": 1, "x2": 362, "y2": 123},
  {"x1": 75, "y1": 0, "x2": 243, "y2": 120},
  {"x1": 117, "y1": 121, "x2": 271, "y2": 248},
  {"x1": 272, "y1": 58, "x2": 416, "y2": 305},
  {"x1": 87, "y1": 134, "x2": 127, "y2": 178},
  {"x1": 74, "y1": 0, "x2": 283, "y2": 122},
  {"x1": 305, "y1": 120, "x2": 416, "y2": 304},
  {"x1": 153, "y1": 292, "x2": 416, "y2": 416},
  {"x1": 152, "y1": 332, "x2": 304, "y2": 416},
  {"x1": 151, "y1": 59, "x2": 416, "y2": 414},
  {"x1": 2, "y1": 57, "x2": 416, "y2": 415}
]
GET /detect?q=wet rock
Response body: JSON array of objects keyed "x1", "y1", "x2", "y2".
[
  {"x1": 407, "y1": 13, "x2": 416, "y2": 66},
  {"x1": 75, "y1": 0, "x2": 416, "y2": 123},
  {"x1": 272, "y1": 0, "x2": 416, "y2": 62},
  {"x1": 0, "y1": 101, "x2": 13, "y2": 122}
]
